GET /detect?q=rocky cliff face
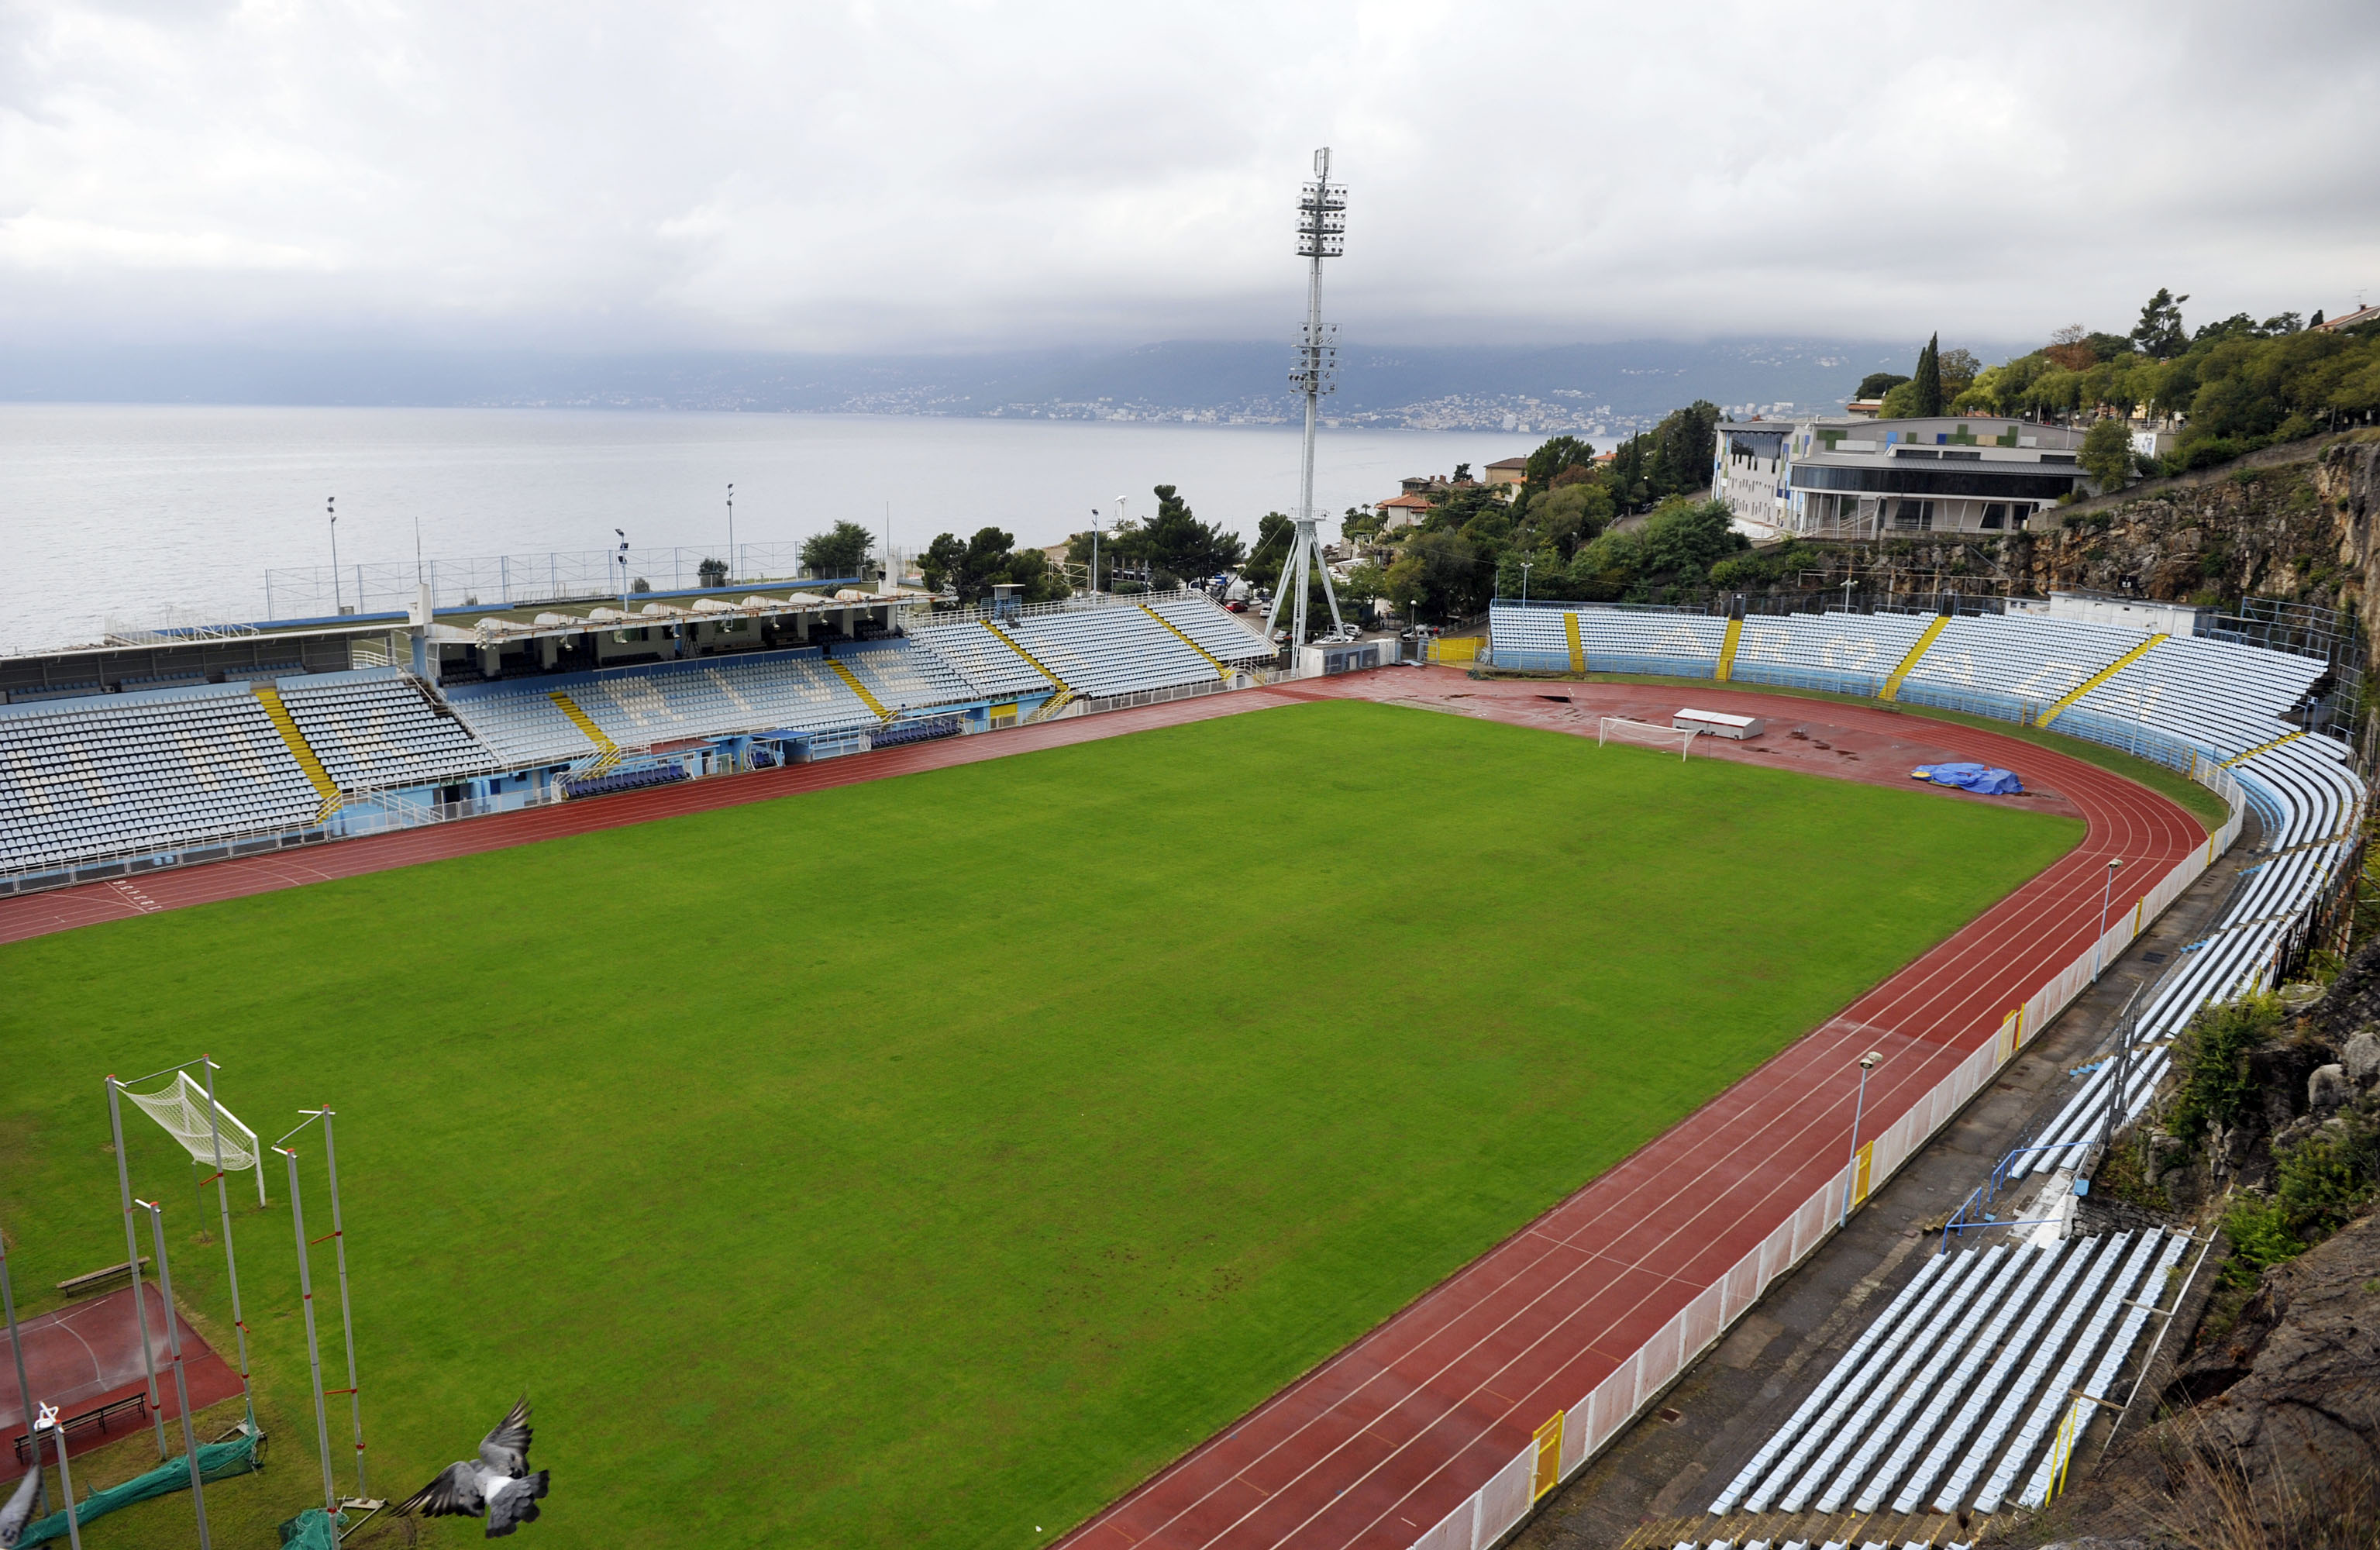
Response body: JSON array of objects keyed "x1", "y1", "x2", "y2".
[{"x1": 1787, "y1": 432, "x2": 2380, "y2": 660}]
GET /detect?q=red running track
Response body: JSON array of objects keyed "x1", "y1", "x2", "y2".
[
  {"x1": 0, "y1": 670, "x2": 2203, "y2": 1550},
  {"x1": 1053, "y1": 673, "x2": 2202, "y2": 1550}
]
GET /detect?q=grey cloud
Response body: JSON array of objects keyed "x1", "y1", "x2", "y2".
[{"x1": 1, "y1": 0, "x2": 2375, "y2": 356}]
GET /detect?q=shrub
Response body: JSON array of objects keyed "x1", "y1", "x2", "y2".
[
  {"x1": 2221, "y1": 1194, "x2": 2306, "y2": 1288},
  {"x1": 2169, "y1": 993, "x2": 2282, "y2": 1143},
  {"x1": 2275, "y1": 1113, "x2": 2380, "y2": 1242}
]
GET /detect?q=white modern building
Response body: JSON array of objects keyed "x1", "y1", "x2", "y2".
[{"x1": 1713, "y1": 416, "x2": 2093, "y2": 541}]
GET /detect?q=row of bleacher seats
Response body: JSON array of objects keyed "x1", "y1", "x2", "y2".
[
  {"x1": 0, "y1": 683, "x2": 321, "y2": 870},
  {"x1": 835, "y1": 638, "x2": 975, "y2": 713},
  {"x1": 444, "y1": 648, "x2": 885, "y2": 763},
  {"x1": 277, "y1": 667, "x2": 495, "y2": 791},
  {"x1": 1710, "y1": 1229, "x2": 2188, "y2": 1520},
  {"x1": 905, "y1": 619, "x2": 1056, "y2": 699}
]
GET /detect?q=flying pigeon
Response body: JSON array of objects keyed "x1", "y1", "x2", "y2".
[
  {"x1": 1, "y1": 1463, "x2": 41, "y2": 1549},
  {"x1": 394, "y1": 1396, "x2": 549, "y2": 1538}
]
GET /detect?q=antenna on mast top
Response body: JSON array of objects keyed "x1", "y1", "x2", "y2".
[{"x1": 1266, "y1": 146, "x2": 1348, "y2": 662}]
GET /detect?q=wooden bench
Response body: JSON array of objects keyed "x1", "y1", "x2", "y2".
[
  {"x1": 55, "y1": 1257, "x2": 149, "y2": 1300},
  {"x1": 11, "y1": 1393, "x2": 148, "y2": 1464}
]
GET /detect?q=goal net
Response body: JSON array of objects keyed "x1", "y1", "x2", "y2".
[
  {"x1": 123, "y1": 1071, "x2": 267, "y2": 1202},
  {"x1": 1596, "y1": 716, "x2": 1696, "y2": 760}
]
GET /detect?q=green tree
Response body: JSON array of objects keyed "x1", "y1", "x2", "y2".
[
  {"x1": 697, "y1": 556, "x2": 729, "y2": 588},
  {"x1": 1878, "y1": 379, "x2": 1923, "y2": 418},
  {"x1": 1242, "y1": 512, "x2": 1293, "y2": 585},
  {"x1": 1855, "y1": 371, "x2": 1910, "y2": 402},
  {"x1": 1912, "y1": 333, "x2": 1944, "y2": 417},
  {"x1": 919, "y1": 527, "x2": 1068, "y2": 604},
  {"x1": 1522, "y1": 435, "x2": 1597, "y2": 489},
  {"x1": 2130, "y1": 287, "x2": 2190, "y2": 360},
  {"x1": 1530, "y1": 480, "x2": 1615, "y2": 556},
  {"x1": 1937, "y1": 347, "x2": 1981, "y2": 403},
  {"x1": 2079, "y1": 418, "x2": 2133, "y2": 491},
  {"x1": 801, "y1": 520, "x2": 877, "y2": 578},
  {"x1": 1141, "y1": 484, "x2": 1247, "y2": 585}
]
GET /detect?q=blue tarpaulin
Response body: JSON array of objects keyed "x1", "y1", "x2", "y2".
[{"x1": 1910, "y1": 762, "x2": 2024, "y2": 794}]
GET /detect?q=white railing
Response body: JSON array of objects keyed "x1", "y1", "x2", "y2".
[{"x1": 1399, "y1": 755, "x2": 2250, "y2": 1550}]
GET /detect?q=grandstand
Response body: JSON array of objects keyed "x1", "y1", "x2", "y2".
[{"x1": 0, "y1": 586, "x2": 1275, "y2": 895}]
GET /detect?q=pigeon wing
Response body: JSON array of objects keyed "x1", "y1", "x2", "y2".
[
  {"x1": 2, "y1": 1464, "x2": 43, "y2": 1548},
  {"x1": 396, "y1": 1461, "x2": 486, "y2": 1518},
  {"x1": 481, "y1": 1469, "x2": 549, "y2": 1538},
  {"x1": 478, "y1": 1395, "x2": 533, "y2": 1476}
]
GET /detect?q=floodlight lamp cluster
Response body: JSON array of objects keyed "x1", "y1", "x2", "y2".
[
  {"x1": 1290, "y1": 320, "x2": 1341, "y2": 396},
  {"x1": 1295, "y1": 184, "x2": 1347, "y2": 258}
]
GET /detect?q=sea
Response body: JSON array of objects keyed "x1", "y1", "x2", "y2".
[{"x1": 0, "y1": 404, "x2": 1533, "y2": 654}]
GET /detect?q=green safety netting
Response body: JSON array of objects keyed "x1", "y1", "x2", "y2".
[
  {"x1": 22, "y1": 1428, "x2": 261, "y2": 1546},
  {"x1": 277, "y1": 1507, "x2": 346, "y2": 1548}
]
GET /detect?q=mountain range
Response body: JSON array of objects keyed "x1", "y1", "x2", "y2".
[{"x1": 0, "y1": 336, "x2": 2007, "y2": 434}]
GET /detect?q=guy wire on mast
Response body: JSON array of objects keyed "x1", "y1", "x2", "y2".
[{"x1": 1264, "y1": 146, "x2": 1348, "y2": 660}]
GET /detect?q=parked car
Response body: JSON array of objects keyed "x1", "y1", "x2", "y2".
[{"x1": 1224, "y1": 600, "x2": 1247, "y2": 613}]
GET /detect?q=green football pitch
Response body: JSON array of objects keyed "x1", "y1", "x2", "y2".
[{"x1": 0, "y1": 699, "x2": 2081, "y2": 1548}]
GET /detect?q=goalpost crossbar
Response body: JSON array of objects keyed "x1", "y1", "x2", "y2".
[{"x1": 1596, "y1": 716, "x2": 1696, "y2": 760}]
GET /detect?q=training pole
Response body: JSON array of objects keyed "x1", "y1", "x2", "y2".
[
  {"x1": 2, "y1": 1232, "x2": 49, "y2": 1517},
  {"x1": 103, "y1": 1077, "x2": 170, "y2": 1457},
  {"x1": 34, "y1": 1404, "x2": 81, "y2": 1550},
  {"x1": 280, "y1": 1145, "x2": 339, "y2": 1513},
  {"x1": 316, "y1": 1108, "x2": 367, "y2": 1496},
  {"x1": 198, "y1": 1059, "x2": 256, "y2": 1425},
  {"x1": 137, "y1": 1202, "x2": 210, "y2": 1549}
]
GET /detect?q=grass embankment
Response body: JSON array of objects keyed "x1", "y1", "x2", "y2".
[{"x1": 0, "y1": 699, "x2": 2079, "y2": 1548}]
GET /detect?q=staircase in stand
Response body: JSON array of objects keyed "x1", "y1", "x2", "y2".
[
  {"x1": 549, "y1": 691, "x2": 625, "y2": 790},
  {"x1": 252, "y1": 685, "x2": 344, "y2": 821},
  {"x1": 828, "y1": 660, "x2": 895, "y2": 721}
]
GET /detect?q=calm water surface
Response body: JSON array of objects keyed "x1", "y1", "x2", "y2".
[{"x1": 0, "y1": 405, "x2": 1531, "y2": 652}]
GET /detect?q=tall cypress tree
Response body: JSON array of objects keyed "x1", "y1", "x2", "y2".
[{"x1": 1913, "y1": 332, "x2": 1944, "y2": 418}]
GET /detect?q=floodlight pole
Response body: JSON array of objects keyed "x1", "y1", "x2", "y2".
[
  {"x1": 312, "y1": 1107, "x2": 368, "y2": 1497},
  {"x1": 329, "y1": 497, "x2": 341, "y2": 616},
  {"x1": 34, "y1": 1404, "x2": 81, "y2": 1550},
  {"x1": 136, "y1": 1200, "x2": 210, "y2": 1549},
  {"x1": 103, "y1": 1076, "x2": 170, "y2": 1457},
  {"x1": 197, "y1": 1057, "x2": 255, "y2": 1423},
  {"x1": 1264, "y1": 146, "x2": 1348, "y2": 660},
  {"x1": 1839, "y1": 1051, "x2": 1882, "y2": 1228},
  {"x1": 277, "y1": 1143, "x2": 339, "y2": 1514},
  {"x1": 726, "y1": 484, "x2": 735, "y2": 584},
  {"x1": 2, "y1": 1234, "x2": 50, "y2": 1518}
]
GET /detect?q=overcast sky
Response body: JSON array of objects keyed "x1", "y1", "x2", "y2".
[{"x1": 2, "y1": 0, "x2": 2375, "y2": 359}]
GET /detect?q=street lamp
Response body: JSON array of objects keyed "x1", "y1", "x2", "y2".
[
  {"x1": 1089, "y1": 508, "x2": 1102, "y2": 596},
  {"x1": 1840, "y1": 1050, "x2": 1882, "y2": 1228},
  {"x1": 2093, "y1": 857, "x2": 2124, "y2": 982},
  {"x1": 726, "y1": 484, "x2": 735, "y2": 584},
  {"x1": 1520, "y1": 559, "x2": 1533, "y2": 606},
  {"x1": 615, "y1": 528, "x2": 630, "y2": 611},
  {"x1": 327, "y1": 496, "x2": 341, "y2": 616}
]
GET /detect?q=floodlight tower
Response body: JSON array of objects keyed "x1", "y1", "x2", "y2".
[{"x1": 1265, "y1": 147, "x2": 1348, "y2": 656}]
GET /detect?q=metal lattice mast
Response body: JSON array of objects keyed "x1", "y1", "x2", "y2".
[{"x1": 1265, "y1": 147, "x2": 1347, "y2": 656}]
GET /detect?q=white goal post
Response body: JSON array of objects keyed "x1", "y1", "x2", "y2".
[
  {"x1": 122, "y1": 1070, "x2": 268, "y2": 1203},
  {"x1": 1596, "y1": 716, "x2": 1696, "y2": 760}
]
